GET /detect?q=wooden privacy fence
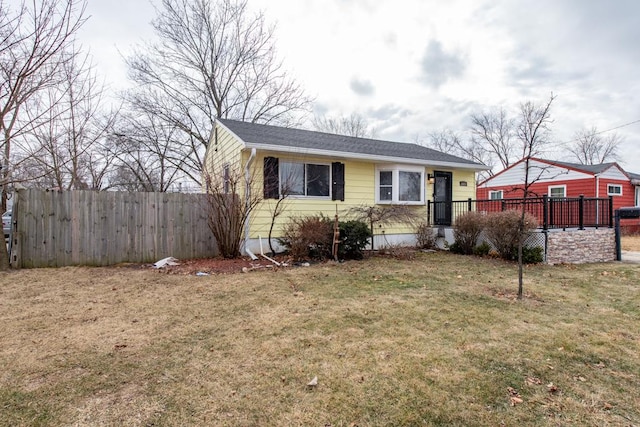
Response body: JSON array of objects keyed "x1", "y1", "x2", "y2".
[{"x1": 11, "y1": 189, "x2": 217, "y2": 268}]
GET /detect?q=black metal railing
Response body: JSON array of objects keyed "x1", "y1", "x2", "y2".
[{"x1": 427, "y1": 195, "x2": 614, "y2": 230}]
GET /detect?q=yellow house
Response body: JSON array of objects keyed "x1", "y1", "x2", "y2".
[{"x1": 203, "y1": 118, "x2": 487, "y2": 254}]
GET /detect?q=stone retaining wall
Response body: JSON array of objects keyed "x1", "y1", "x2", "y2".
[{"x1": 546, "y1": 229, "x2": 615, "y2": 264}]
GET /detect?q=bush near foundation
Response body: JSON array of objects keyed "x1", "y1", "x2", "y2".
[
  {"x1": 483, "y1": 210, "x2": 538, "y2": 261},
  {"x1": 415, "y1": 222, "x2": 437, "y2": 249},
  {"x1": 279, "y1": 215, "x2": 333, "y2": 261},
  {"x1": 452, "y1": 212, "x2": 486, "y2": 255},
  {"x1": 338, "y1": 220, "x2": 372, "y2": 260},
  {"x1": 279, "y1": 216, "x2": 372, "y2": 261}
]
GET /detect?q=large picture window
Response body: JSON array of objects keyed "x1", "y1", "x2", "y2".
[
  {"x1": 280, "y1": 161, "x2": 330, "y2": 197},
  {"x1": 375, "y1": 165, "x2": 424, "y2": 204}
]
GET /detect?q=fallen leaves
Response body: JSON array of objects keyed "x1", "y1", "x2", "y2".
[
  {"x1": 525, "y1": 376, "x2": 542, "y2": 386},
  {"x1": 507, "y1": 387, "x2": 523, "y2": 406},
  {"x1": 546, "y1": 382, "x2": 560, "y2": 395}
]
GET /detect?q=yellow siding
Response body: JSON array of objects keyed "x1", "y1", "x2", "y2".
[
  {"x1": 202, "y1": 123, "x2": 245, "y2": 190},
  {"x1": 451, "y1": 169, "x2": 477, "y2": 200},
  {"x1": 249, "y1": 153, "x2": 376, "y2": 238},
  {"x1": 202, "y1": 125, "x2": 480, "y2": 240},
  {"x1": 248, "y1": 154, "x2": 464, "y2": 239}
]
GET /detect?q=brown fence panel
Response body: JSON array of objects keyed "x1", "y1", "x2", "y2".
[{"x1": 11, "y1": 189, "x2": 217, "y2": 268}]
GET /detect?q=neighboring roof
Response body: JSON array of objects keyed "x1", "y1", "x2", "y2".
[
  {"x1": 477, "y1": 157, "x2": 632, "y2": 187},
  {"x1": 629, "y1": 171, "x2": 640, "y2": 185},
  {"x1": 217, "y1": 118, "x2": 487, "y2": 170},
  {"x1": 544, "y1": 159, "x2": 618, "y2": 175}
]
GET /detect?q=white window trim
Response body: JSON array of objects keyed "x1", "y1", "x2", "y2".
[
  {"x1": 279, "y1": 160, "x2": 332, "y2": 199},
  {"x1": 489, "y1": 190, "x2": 503, "y2": 200},
  {"x1": 636, "y1": 187, "x2": 640, "y2": 206},
  {"x1": 607, "y1": 184, "x2": 623, "y2": 196},
  {"x1": 548, "y1": 184, "x2": 566, "y2": 198},
  {"x1": 375, "y1": 164, "x2": 425, "y2": 205}
]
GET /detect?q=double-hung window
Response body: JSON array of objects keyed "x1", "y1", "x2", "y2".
[
  {"x1": 548, "y1": 185, "x2": 566, "y2": 198},
  {"x1": 489, "y1": 190, "x2": 503, "y2": 200},
  {"x1": 607, "y1": 184, "x2": 622, "y2": 196},
  {"x1": 280, "y1": 161, "x2": 330, "y2": 197},
  {"x1": 375, "y1": 165, "x2": 424, "y2": 204}
]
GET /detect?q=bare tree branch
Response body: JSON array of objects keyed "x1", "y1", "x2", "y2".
[
  {"x1": 470, "y1": 107, "x2": 515, "y2": 170},
  {"x1": 566, "y1": 126, "x2": 623, "y2": 165},
  {"x1": 312, "y1": 113, "x2": 376, "y2": 138},
  {"x1": 123, "y1": 0, "x2": 312, "y2": 187}
]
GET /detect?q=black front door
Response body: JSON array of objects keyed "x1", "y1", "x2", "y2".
[{"x1": 433, "y1": 171, "x2": 452, "y2": 225}]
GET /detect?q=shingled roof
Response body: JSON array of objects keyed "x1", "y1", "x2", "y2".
[
  {"x1": 218, "y1": 118, "x2": 486, "y2": 170},
  {"x1": 546, "y1": 160, "x2": 619, "y2": 175}
]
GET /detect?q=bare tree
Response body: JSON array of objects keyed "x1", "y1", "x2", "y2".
[
  {"x1": 424, "y1": 107, "x2": 516, "y2": 178},
  {"x1": 109, "y1": 111, "x2": 194, "y2": 192},
  {"x1": 124, "y1": 0, "x2": 311, "y2": 187},
  {"x1": 0, "y1": 0, "x2": 87, "y2": 270},
  {"x1": 312, "y1": 113, "x2": 375, "y2": 138},
  {"x1": 426, "y1": 129, "x2": 494, "y2": 180},
  {"x1": 567, "y1": 126, "x2": 623, "y2": 165},
  {"x1": 15, "y1": 51, "x2": 117, "y2": 190},
  {"x1": 514, "y1": 94, "x2": 556, "y2": 299},
  {"x1": 470, "y1": 107, "x2": 516, "y2": 171}
]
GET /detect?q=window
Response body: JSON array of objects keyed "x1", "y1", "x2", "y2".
[
  {"x1": 636, "y1": 187, "x2": 640, "y2": 206},
  {"x1": 280, "y1": 161, "x2": 330, "y2": 197},
  {"x1": 222, "y1": 164, "x2": 231, "y2": 194},
  {"x1": 489, "y1": 190, "x2": 503, "y2": 200},
  {"x1": 263, "y1": 158, "x2": 344, "y2": 201},
  {"x1": 608, "y1": 184, "x2": 622, "y2": 196},
  {"x1": 548, "y1": 185, "x2": 566, "y2": 198},
  {"x1": 375, "y1": 165, "x2": 424, "y2": 204},
  {"x1": 379, "y1": 171, "x2": 393, "y2": 201}
]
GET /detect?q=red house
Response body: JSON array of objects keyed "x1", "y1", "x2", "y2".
[{"x1": 477, "y1": 158, "x2": 640, "y2": 230}]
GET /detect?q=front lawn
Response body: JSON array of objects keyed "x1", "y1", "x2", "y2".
[{"x1": 0, "y1": 252, "x2": 638, "y2": 426}]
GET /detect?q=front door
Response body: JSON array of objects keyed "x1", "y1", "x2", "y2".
[{"x1": 433, "y1": 171, "x2": 452, "y2": 225}]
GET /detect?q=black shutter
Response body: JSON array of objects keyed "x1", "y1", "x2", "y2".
[
  {"x1": 263, "y1": 157, "x2": 279, "y2": 199},
  {"x1": 332, "y1": 162, "x2": 345, "y2": 201}
]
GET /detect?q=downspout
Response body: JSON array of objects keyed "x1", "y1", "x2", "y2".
[{"x1": 244, "y1": 148, "x2": 258, "y2": 260}]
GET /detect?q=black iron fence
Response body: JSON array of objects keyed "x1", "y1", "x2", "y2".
[{"x1": 427, "y1": 195, "x2": 614, "y2": 230}]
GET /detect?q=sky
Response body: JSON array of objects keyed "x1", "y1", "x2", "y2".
[{"x1": 77, "y1": 0, "x2": 640, "y2": 172}]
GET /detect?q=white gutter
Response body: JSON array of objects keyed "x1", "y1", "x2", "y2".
[
  {"x1": 245, "y1": 143, "x2": 489, "y2": 171},
  {"x1": 244, "y1": 148, "x2": 258, "y2": 260}
]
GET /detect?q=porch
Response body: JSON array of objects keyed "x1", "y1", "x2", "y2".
[{"x1": 427, "y1": 195, "x2": 614, "y2": 230}]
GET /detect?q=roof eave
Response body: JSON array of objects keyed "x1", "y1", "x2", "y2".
[{"x1": 245, "y1": 143, "x2": 489, "y2": 171}]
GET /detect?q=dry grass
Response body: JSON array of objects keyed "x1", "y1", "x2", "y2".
[
  {"x1": 622, "y1": 234, "x2": 640, "y2": 251},
  {"x1": 1, "y1": 253, "x2": 639, "y2": 426}
]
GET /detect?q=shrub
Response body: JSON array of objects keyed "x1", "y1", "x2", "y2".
[
  {"x1": 453, "y1": 212, "x2": 486, "y2": 255},
  {"x1": 415, "y1": 222, "x2": 437, "y2": 249},
  {"x1": 279, "y1": 215, "x2": 333, "y2": 260},
  {"x1": 483, "y1": 210, "x2": 538, "y2": 261},
  {"x1": 519, "y1": 245, "x2": 544, "y2": 264},
  {"x1": 448, "y1": 241, "x2": 463, "y2": 254},
  {"x1": 473, "y1": 241, "x2": 491, "y2": 257},
  {"x1": 338, "y1": 220, "x2": 372, "y2": 259}
]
